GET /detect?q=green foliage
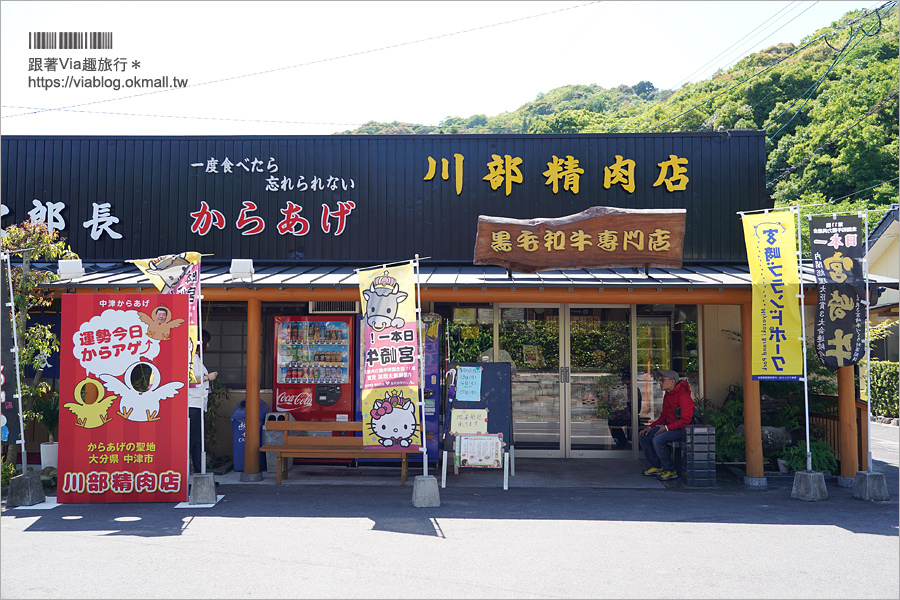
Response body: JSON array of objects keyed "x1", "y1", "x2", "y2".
[
  {"x1": 337, "y1": 7, "x2": 897, "y2": 221},
  {"x1": 29, "y1": 386, "x2": 60, "y2": 443},
  {"x1": 781, "y1": 438, "x2": 838, "y2": 473},
  {"x1": 1, "y1": 459, "x2": 17, "y2": 487},
  {"x1": 447, "y1": 321, "x2": 493, "y2": 363},
  {"x1": 704, "y1": 385, "x2": 746, "y2": 462},
  {"x1": 2, "y1": 221, "x2": 78, "y2": 465},
  {"x1": 868, "y1": 360, "x2": 899, "y2": 418}
]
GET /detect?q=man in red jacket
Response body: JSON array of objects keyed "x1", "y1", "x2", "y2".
[{"x1": 639, "y1": 370, "x2": 694, "y2": 481}]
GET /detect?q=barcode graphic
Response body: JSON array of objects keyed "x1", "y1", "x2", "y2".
[{"x1": 29, "y1": 31, "x2": 113, "y2": 50}]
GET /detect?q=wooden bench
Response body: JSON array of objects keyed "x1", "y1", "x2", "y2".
[{"x1": 259, "y1": 420, "x2": 417, "y2": 485}]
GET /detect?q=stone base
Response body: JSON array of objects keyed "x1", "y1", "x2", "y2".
[
  {"x1": 239, "y1": 471, "x2": 263, "y2": 482},
  {"x1": 412, "y1": 475, "x2": 440, "y2": 507},
  {"x1": 6, "y1": 473, "x2": 46, "y2": 507},
  {"x1": 743, "y1": 476, "x2": 768, "y2": 489},
  {"x1": 853, "y1": 471, "x2": 889, "y2": 501},
  {"x1": 791, "y1": 470, "x2": 828, "y2": 501},
  {"x1": 837, "y1": 476, "x2": 854, "y2": 488},
  {"x1": 189, "y1": 473, "x2": 218, "y2": 505}
]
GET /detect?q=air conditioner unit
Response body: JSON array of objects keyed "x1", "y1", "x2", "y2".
[{"x1": 308, "y1": 301, "x2": 360, "y2": 314}]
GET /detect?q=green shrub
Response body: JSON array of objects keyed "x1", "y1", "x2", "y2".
[
  {"x1": 705, "y1": 385, "x2": 746, "y2": 462},
  {"x1": 869, "y1": 360, "x2": 899, "y2": 418},
  {"x1": 781, "y1": 438, "x2": 838, "y2": 473}
]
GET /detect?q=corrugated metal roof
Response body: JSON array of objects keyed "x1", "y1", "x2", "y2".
[{"x1": 43, "y1": 262, "x2": 898, "y2": 290}]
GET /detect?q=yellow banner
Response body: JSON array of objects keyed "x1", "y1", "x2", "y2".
[
  {"x1": 132, "y1": 252, "x2": 203, "y2": 383},
  {"x1": 358, "y1": 263, "x2": 421, "y2": 451},
  {"x1": 742, "y1": 213, "x2": 803, "y2": 380}
]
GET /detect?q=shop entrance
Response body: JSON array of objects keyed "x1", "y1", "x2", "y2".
[{"x1": 498, "y1": 305, "x2": 635, "y2": 458}]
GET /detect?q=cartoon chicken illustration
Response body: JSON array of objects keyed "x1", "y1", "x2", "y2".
[
  {"x1": 138, "y1": 305, "x2": 184, "y2": 341},
  {"x1": 99, "y1": 360, "x2": 184, "y2": 422},
  {"x1": 64, "y1": 377, "x2": 117, "y2": 429}
]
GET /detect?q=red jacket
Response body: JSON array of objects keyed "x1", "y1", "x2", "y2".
[{"x1": 649, "y1": 380, "x2": 694, "y2": 431}]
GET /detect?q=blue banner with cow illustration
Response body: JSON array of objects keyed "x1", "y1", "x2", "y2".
[{"x1": 358, "y1": 263, "x2": 421, "y2": 451}]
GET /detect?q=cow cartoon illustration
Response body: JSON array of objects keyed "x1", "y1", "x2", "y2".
[
  {"x1": 361, "y1": 271, "x2": 408, "y2": 331},
  {"x1": 144, "y1": 253, "x2": 193, "y2": 294}
]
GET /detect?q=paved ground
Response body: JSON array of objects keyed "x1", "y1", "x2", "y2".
[{"x1": 2, "y1": 423, "x2": 897, "y2": 599}]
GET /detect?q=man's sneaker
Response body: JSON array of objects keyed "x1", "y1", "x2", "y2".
[
  {"x1": 643, "y1": 467, "x2": 663, "y2": 477},
  {"x1": 658, "y1": 470, "x2": 678, "y2": 481}
]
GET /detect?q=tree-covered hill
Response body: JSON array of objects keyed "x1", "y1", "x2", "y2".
[{"x1": 339, "y1": 4, "x2": 898, "y2": 213}]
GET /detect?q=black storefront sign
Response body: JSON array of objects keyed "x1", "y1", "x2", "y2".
[
  {"x1": 810, "y1": 215, "x2": 866, "y2": 370},
  {"x1": 0, "y1": 133, "x2": 768, "y2": 265},
  {"x1": 1, "y1": 256, "x2": 21, "y2": 445}
]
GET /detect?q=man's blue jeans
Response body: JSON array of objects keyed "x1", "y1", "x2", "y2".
[{"x1": 639, "y1": 426, "x2": 685, "y2": 471}]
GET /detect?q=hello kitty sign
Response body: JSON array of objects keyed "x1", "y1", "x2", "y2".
[{"x1": 358, "y1": 261, "x2": 422, "y2": 452}]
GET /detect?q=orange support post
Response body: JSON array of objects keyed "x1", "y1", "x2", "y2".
[
  {"x1": 741, "y1": 303, "x2": 764, "y2": 479},
  {"x1": 243, "y1": 298, "x2": 262, "y2": 478},
  {"x1": 837, "y1": 366, "x2": 858, "y2": 477}
]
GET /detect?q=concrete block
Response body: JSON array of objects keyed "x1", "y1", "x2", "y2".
[
  {"x1": 743, "y1": 476, "x2": 768, "y2": 489},
  {"x1": 6, "y1": 473, "x2": 46, "y2": 507},
  {"x1": 853, "y1": 471, "x2": 889, "y2": 501},
  {"x1": 791, "y1": 470, "x2": 828, "y2": 501},
  {"x1": 412, "y1": 475, "x2": 440, "y2": 508},
  {"x1": 188, "y1": 473, "x2": 218, "y2": 505}
]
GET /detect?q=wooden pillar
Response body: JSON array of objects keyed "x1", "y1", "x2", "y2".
[
  {"x1": 741, "y1": 303, "x2": 764, "y2": 478},
  {"x1": 244, "y1": 298, "x2": 262, "y2": 475},
  {"x1": 837, "y1": 365, "x2": 858, "y2": 477}
]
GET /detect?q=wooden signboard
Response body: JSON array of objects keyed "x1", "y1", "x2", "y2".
[{"x1": 473, "y1": 206, "x2": 686, "y2": 272}]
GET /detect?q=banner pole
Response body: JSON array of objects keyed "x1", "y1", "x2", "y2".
[
  {"x1": 414, "y1": 255, "x2": 427, "y2": 477},
  {"x1": 796, "y1": 208, "x2": 812, "y2": 472},
  {"x1": 3, "y1": 252, "x2": 28, "y2": 473},
  {"x1": 863, "y1": 210, "x2": 872, "y2": 472},
  {"x1": 198, "y1": 258, "x2": 206, "y2": 475}
]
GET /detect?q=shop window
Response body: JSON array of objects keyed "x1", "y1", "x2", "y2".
[
  {"x1": 636, "y1": 304, "x2": 700, "y2": 422},
  {"x1": 202, "y1": 318, "x2": 248, "y2": 388},
  {"x1": 446, "y1": 305, "x2": 494, "y2": 363}
]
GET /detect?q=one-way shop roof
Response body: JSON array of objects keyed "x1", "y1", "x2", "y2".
[{"x1": 43, "y1": 262, "x2": 899, "y2": 291}]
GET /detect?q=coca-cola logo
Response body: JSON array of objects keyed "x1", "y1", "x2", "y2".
[{"x1": 277, "y1": 390, "x2": 313, "y2": 408}]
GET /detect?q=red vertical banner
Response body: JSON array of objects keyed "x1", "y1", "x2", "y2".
[{"x1": 58, "y1": 294, "x2": 190, "y2": 503}]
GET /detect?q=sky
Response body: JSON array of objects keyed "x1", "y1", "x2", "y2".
[{"x1": 0, "y1": 0, "x2": 881, "y2": 136}]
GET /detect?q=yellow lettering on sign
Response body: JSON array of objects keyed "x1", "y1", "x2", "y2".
[
  {"x1": 653, "y1": 155, "x2": 689, "y2": 191},
  {"x1": 491, "y1": 231, "x2": 512, "y2": 252},
  {"x1": 543, "y1": 155, "x2": 584, "y2": 194},
  {"x1": 648, "y1": 229, "x2": 671, "y2": 252},
  {"x1": 597, "y1": 230, "x2": 619, "y2": 252},
  {"x1": 623, "y1": 230, "x2": 644, "y2": 251},
  {"x1": 425, "y1": 153, "x2": 465, "y2": 195},
  {"x1": 827, "y1": 290, "x2": 854, "y2": 320},
  {"x1": 543, "y1": 230, "x2": 565, "y2": 251},
  {"x1": 570, "y1": 229, "x2": 592, "y2": 251},
  {"x1": 603, "y1": 154, "x2": 636, "y2": 193},
  {"x1": 823, "y1": 253, "x2": 853, "y2": 284},
  {"x1": 484, "y1": 154, "x2": 524, "y2": 196},
  {"x1": 517, "y1": 230, "x2": 540, "y2": 252},
  {"x1": 825, "y1": 329, "x2": 853, "y2": 363}
]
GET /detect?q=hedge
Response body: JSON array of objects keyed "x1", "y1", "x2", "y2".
[{"x1": 869, "y1": 360, "x2": 899, "y2": 418}]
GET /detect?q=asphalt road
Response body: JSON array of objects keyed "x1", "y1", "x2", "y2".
[{"x1": 2, "y1": 423, "x2": 897, "y2": 599}]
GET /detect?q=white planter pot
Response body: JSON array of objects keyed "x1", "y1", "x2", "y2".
[
  {"x1": 777, "y1": 458, "x2": 790, "y2": 474},
  {"x1": 40, "y1": 442, "x2": 59, "y2": 470}
]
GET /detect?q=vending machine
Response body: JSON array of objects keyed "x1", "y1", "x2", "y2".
[{"x1": 273, "y1": 315, "x2": 355, "y2": 422}]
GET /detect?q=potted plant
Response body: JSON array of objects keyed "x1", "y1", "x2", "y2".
[{"x1": 31, "y1": 389, "x2": 60, "y2": 470}]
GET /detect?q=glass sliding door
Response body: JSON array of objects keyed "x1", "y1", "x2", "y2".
[
  {"x1": 500, "y1": 306, "x2": 563, "y2": 457},
  {"x1": 568, "y1": 306, "x2": 634, "y2": 456}
]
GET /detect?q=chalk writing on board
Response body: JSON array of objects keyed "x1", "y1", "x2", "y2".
[
  {"x1": 455, "y1": 434, "x2": 503, "y2": 468},
  {"x1": 455, "y1": 366, "x2": 482, "y2": 402},
  {"x1": 449, "y1": 408, "x2": 489, "y2": 435}
]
